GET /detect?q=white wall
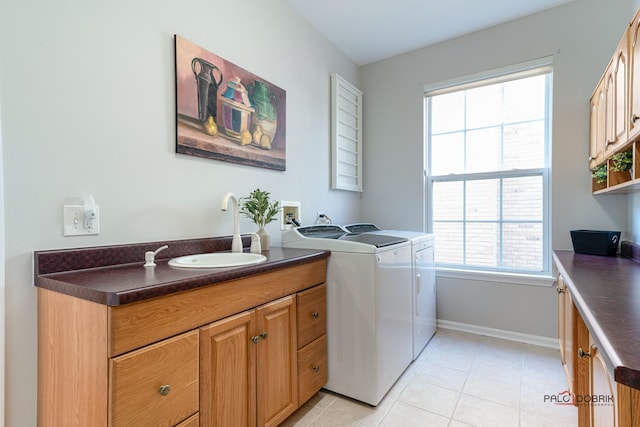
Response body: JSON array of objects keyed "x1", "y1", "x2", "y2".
[
  {"x1": 360, "y1": 0, "x2": 633, "y2": 338},
  {"x1": 0, "y1": 0, "x2": 359, "y2": 424}
]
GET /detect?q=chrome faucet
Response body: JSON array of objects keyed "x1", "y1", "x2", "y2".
[{"x1": 221, "y1": 192, "x2": 242, "y2": 253}]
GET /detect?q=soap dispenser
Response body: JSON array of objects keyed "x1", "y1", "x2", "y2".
[
  {"x1": 249, "y1": 232, "x2": 262, "y2": 254},
  {"x1": 144, "y1": 245, "x2": 168, "y2": 267}
]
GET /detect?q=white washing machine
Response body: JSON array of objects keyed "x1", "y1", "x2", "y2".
[
  {"x1": 282, "y1": 225, "x2": 412, "y2": 406},
  {"x1": 345, "y1": 224, "x2": 436, "y2": 360}
]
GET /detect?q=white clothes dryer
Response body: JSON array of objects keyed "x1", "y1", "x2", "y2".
[{"x1": 345, "y1": 224, "x2": 436, "y2": 360}]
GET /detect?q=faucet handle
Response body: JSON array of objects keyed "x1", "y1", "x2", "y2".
[
  {"x1": 144, "y1": 245, "x2": 168, "y2": 267},
  {"x1": 249, "y1": 233, "x2": 262, "y2": 254}
]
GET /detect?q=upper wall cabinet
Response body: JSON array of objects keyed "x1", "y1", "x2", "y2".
[
  {"x1": 629, "y1": 11, "x2": 640, "y2": 141},
  {"x1": 589, "y1": 77, "x2": 606, "y2": 170},
  {"x1": 603, "y1": 37, "x2": 628, "y2": 158},
  {"x1": 331, "y1": 74, "x2": 363, "y2": 192},
  {"x1": 589, "y1": 8, "x2": 640, "y2": 193}
]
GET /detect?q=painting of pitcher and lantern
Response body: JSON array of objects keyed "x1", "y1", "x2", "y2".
[{"x1": 174, "y1": 35, "x2": 286, "y2": 171}]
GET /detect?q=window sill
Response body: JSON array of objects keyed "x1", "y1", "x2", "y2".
[{"x1": 436, "y1": 267, "x2": 556, "y2": 287}]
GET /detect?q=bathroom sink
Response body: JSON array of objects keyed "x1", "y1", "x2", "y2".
[{"x1": 168, "y1": 252, "x2": 267, "y2": 268}]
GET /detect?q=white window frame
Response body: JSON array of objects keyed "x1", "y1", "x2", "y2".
[{"x1": 424, "y1": 57, "x2": 554, "y2": 280}]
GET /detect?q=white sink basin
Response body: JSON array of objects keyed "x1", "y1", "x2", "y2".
[{"x1": 168, "y1": 252, "x2": 267, "y2": 268}]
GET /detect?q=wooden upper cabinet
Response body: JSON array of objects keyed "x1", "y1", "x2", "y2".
[
  {"x1": 590, "y1": 78, "x2": 606, "y2": 169},
  {"x1": 604, "y1": 35, "x2": 629, "y2": 157},
  {"x1": 629, "y1": 10, "x2": 640, "y2": 141}
]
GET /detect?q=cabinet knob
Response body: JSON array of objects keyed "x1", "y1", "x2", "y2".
[
  {"x1": 312, "y1": 311, "x2": 319, "y2": 319},
  {"x1": 312, "y1": 365, "x2": 321, "y2": 373},
  {"x1": 578, "y1": 347, "x2": 591, "y2": 359},
  {"x1": 259, "y1": 332, "x2": 268, "y2": 340},
  {"x1": 606, "y1": 140, "x2": 615, "y2": 147},
  {"x1": 251, "y1": 336, "x2": 260, "y2": 344},
  {"x1": 556, "y1": 286, "x2": 565, "y2": 294},
  {"x1": 588, "y1": 156, "x2": 594, "y2": 161},
  {"x1": 159, "y1": 384, "x2": 171, "y2": 396},
  {"x1": 633, "y1": 114, "x2": 639, "y2": 123}
]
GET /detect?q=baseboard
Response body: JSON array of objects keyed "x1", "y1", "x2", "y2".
[{"x1": 437, "y1": 319, "x2": 559, "y2": 349}]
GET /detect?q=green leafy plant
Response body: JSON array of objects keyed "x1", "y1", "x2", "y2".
[
  {"x1": 239, "y1": 188, "x2": 279, "y2": 229},
  {"x1": 611, "y1": 149, "x2": 633, "y2": 172},
  {"x1": 591, "y1": 164, "x2": 608, "y2": 184}
]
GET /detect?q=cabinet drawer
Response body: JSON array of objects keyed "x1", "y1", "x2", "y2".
[
  {"x1": 297, "y1": 284, "x2": 326, "y2": 348},
  {"x1": 297, "y1": 334, "x2": 327, "y2": 404},
  {"x1": 176, "y1": 413, "x2": 199, "y2": 427},
  {"x1": 110, "y1": 330, "x2": 199, "y2": 426}
]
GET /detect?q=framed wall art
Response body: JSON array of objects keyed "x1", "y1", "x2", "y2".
[{"x1": 175, "y1": 35, "x2": 286, "y2": 171}]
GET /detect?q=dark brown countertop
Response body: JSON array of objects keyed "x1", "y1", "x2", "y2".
[
  {"x1": 34, "y1": 235, "x2": 330, "y2": 306},
  {"x1": 553, "y1": 249, "x2": 640, "y2": 390}
]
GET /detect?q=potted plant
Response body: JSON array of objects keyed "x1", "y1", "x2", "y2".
[
  {"x1": 239, "y1": 188, "x2": 279, "y2": 250},
  {"x1": 611, "y1": 149, "x2": 633, "y2": 177},
  {"x1": 591, "y1": 164, "x2": 608, "y2": 184}
]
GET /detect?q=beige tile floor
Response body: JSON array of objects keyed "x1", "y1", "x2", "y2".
[{"x1": 282, "y1": 329, "x2": 578, "y2": 427}]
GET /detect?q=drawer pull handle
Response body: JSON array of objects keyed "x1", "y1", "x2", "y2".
[
  {"x1": 578, "y1": 347, "x2": 591, "y2": 359},
  {"x1": 312, "y1": 366, "x2": 320, "y2": 373},
  {"x1": 259, "y1": 332, "x2": 268, "y2": 340},
  {"x1": 312, "y1": 312, "x2": 319, "y2": 319},
  {"x1": 251, "y1": 336, "x2": 260, "y2": 344},
  {"x1": 159, "y1": 384, "x2": 171, "y2": 396}
]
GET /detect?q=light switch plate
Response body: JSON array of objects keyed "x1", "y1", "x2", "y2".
[{"x1": 63, "y1": 205, "x2": 100, "y2": 236}]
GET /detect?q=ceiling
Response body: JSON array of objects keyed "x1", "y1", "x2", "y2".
[{"x1": 286, "y1": 0, "x2": 575, "y2": 65}]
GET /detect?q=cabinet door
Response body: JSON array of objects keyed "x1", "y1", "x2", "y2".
[
  {"x1": 558, "y1": 276, "x2": 576, "y2": 396},
  {"x1": 605, "y1": 38, "x2": 629, "y2": 156},
  {"x1": 629, "y1": 11, "x2": 640, "y2": 141},
  {"x1": 576, "y1": 311, "x2": 591, "y2": 425},
  {"x1": 590, "y1": 342, "x2": 618, "y2": 427},
  {"x1": 200, "y1": 310, "x2": 256, "y2": 427},
  {"x1": 256, "y1": 296, "x2": 298, "y2": 427},
  {"x1": 590, "y1": 79, "x2": 606, "y2": 169}
]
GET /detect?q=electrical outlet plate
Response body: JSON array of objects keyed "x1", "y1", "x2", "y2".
[
  {"x1": 63, "y1": 205, "x2": 100, "y2": 236},
  {"x1": 281, "y1": 201, "x2": 301, "y2": 230}
]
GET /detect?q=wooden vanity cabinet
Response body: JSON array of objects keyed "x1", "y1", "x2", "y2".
[{"x1": 37, "y1": 259, "x2": 327, "y2": 427}]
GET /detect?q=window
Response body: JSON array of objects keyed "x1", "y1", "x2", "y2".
[{"x1": 425, "y1": 59, "x2": 552, "y2": 275}]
